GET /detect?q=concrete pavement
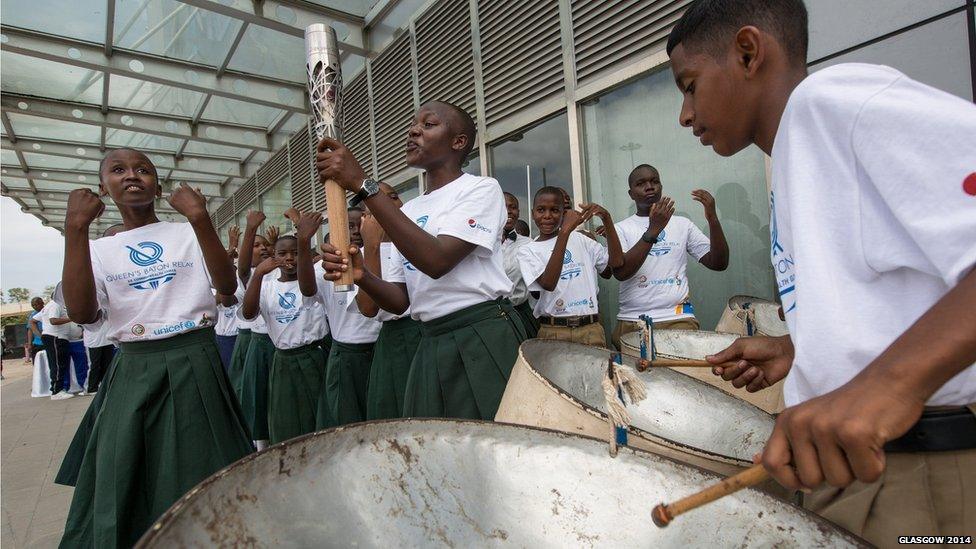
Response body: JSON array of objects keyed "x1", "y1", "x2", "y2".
[{"x1": 1, "y1": 359, "x2": 90, "y2": 548}]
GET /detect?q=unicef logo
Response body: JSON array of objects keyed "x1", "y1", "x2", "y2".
[
  {"x1": 415, "y1": 215, "x2": 429, "y2": 228},
  {"x1": 278, "y1": 292, "x2": 297, "y2": 310},
  {"x1": 127, "y1": 241, "x2": 164, "y2": 266},
  {"x1": 563, "y1": 250, "x2": 573, "y2": 264}
]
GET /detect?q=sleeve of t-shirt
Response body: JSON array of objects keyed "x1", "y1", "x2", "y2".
[
  {"x1": 82, "y1": 247, "x2": 111, "y2": 330},
  {"x1": 615, "y1": 220, "x2": 634, "y2": 251},
  {"x1": 852, "y1": 75, "x2": 976, "y2": 286},
  {"x1": 518, "y1": 244, "x2": 548, "y2": 292},
  {"x1": 585, "y1": 235, "x2": 610, "y2": 272},
  {"x1": 386, "y1": 245, "x2": 406, "y2": 284},
  {"x1": 186, "y1": 223, "x2": 215, "y2": 289},
  {"x1": 436, "y1": 177, "x2": 505, "y2": 255},
  {"x1": 685, "y1": 220, "x2": 711, "y2": 261}
]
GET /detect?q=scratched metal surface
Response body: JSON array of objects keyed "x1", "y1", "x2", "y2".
[
  {"x1": 520, "y1": 340, "x2": 773, "y2": 462},
  {"x1": 138, "y1": 420, "x2": 866, "y2": 548}
]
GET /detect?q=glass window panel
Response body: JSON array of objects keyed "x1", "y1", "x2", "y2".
[
  {"x1": 114, "y1": 0, "x2": 242, "y2": 66},
  {"x1": 277, "y1": 114, "x2": 309, "y2": 139},
  {"x1": 368, "y1": 0, "x2": 427, "y2": 53},
  {"x1": 108, "y1": 74, "x2": 206, "y2": 116},
  {"x1": 0, "y1": 176, "x2": 32, "y2": 189},
  {"x1": 169, "y1": 169, "x2": 224, "y2": 183},
  {"x1": 0, "y1": 0, "x2": 105, "y2": 42},
  {"x1": 1, "y1": 150, "x2": 21, "y2": 168},
  {"x1": 261, "y1": 176, "x2": 292, "y2": 230},
  {"x1": 300, "y1": 0, "x2": 380, "y2": 17},
  {"x1": 203, "y1": 95, "x2": 285, "y2": 128},
  {"x1": 395, "y1": 177, "x2": 420, "y2": 203},
  {"x1": 489, "y1": 113, "x2": 573, "y2": 233},
  {"x1": 812, "y1": 13, "x2": 973, "y2": 101},
  {"x1": 226, "y1": 25, "x2": 305, "y2": 83},
  {"x1": 463, "y1": 153, "x2": 481, "y2": 176},
  {"x1": 34, "y1": 179, "x2": 84, "y2": 192},
  {"x1": 341, "y1": 56, "x2": 365, "y2": 82},
  {"x1": 0, "y1": 52, "x2": 104, "y2": 104},
  {"x1": 807, "y1": 0, "x2": 963, "y2": 62},
  {"x1": 182, "y1": 140, "x2": 251, "y2": 159},
  {"x1": 6, "y1": 113, "x2": 102, "y2": 143},
  {"x1": 104, "y1": 128, "x2": 183, "y2": 152},
  {"x1": 582, "y1": 67, "x2": 775, "y2": 330},
  {"x1": 22, "y1": 152, "x2": 100, "y2": 172}
]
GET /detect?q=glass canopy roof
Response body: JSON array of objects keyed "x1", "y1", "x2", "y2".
[{"x1": 1, "y1": 0, "x2": 398, "y2": 234}]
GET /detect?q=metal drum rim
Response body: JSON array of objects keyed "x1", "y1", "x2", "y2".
[
  {"x1": 137, "y1": 418, "x2": 869, "y2": 548},
  {"x1": 518, "y1": 339, "x2": 767, "y2": 467}
]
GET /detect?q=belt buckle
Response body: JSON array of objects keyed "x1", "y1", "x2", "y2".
[{"x1": 567, "y1": 317, "x2": 582, "y2": 328}]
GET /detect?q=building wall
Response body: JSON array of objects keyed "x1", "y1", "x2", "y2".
[{"x1": 216, "y1": 0, "x2": 975, "y2": 330}]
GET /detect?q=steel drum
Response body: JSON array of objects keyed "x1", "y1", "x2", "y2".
[
  {"x1": 620, "y1": 330, "x2": 786, "y2": 414},
  {"x1": 715, "y1": 295, "x2": 789, "y2": 337},
  {"x1": 138, "y1": 420, "x2": 865, "y2": 548},
  {"x1": 496, "y1": 340, "x2": 775, "y2": 480}
]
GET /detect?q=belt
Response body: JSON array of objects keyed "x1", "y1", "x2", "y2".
[
  {"x1": 538, "y1": 314, "x2": 599, "y2": 328},
  {"x1": 884, "y1": 407, "x2": 976, "y2": 453}
]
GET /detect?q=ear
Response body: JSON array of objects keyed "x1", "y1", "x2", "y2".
[
  {"x1": 453, "y1": 133, "x2": 469, "y2": 154},
  {"x1": 733, "y1": 26, "x2": 764, "y2": 79},
  {"x1": 155, "y1": 182, "x2": 163, "y2": 198},
  {"x1": 97, "y1": 182, "x2": 109, "y2": 197}
]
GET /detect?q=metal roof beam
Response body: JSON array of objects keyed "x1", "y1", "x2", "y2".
[
  {"x1": 2, "y1": 94, "x2": 273, "y2": 152},
  {"x1": 171, "y1": 0, "x2": 368, "y2": 55},
  {"x1": 2, "y1": 137, "x2": 248, "y2": 181},
  {"x1": 105, "y1": 0, "x2": 117, "y2": 57},
  {"x1": 0, "y1": 26, "x2": 308, "y2": 113},
  {"x1": 365, "y1": 0, "x2": 401, "y2": 29}
]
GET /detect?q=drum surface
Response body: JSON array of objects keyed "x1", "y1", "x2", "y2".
[{"x1": 139, "y1": 420, "x2": 866, "y2": 548}]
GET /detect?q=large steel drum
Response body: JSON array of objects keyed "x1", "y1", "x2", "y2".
[
  {"x1": 620, "y1": 330, "x2": 786, "y2": 414},
  {"x1": 138, "y1": 420, "x2": 865, "y2": 548},
  {"x1": 715, "y1": 295, "x2": 789, "y2": 337},
  {"x1": 496, "y1": 340, "x2": 774, "y2": 480}
]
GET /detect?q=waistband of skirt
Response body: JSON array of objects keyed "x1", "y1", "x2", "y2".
[
  {"x1": 250, "y1": 332, "x2": 272, "y2": 343},
  {"x1": 331, "y1": 339, "x2": 376, "y2": 352},
  {"x1": 421, "y1": 298, "x2": 514, "y2": 337},
  {"x1": 276, "y1": 341, "x2": 322, "y2": 356},
  {"x1": 382, "y1": 316, "x2": 420, "y2": 331},
  {"x1": 118, "y1": 327, "x2": 215, "y2": 354},
  {"x1": 237, "y1": 328, "x2": 252, "y2": 335}
]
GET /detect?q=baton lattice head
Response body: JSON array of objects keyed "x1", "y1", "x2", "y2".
[{"x1": 308, "y1": 60, "x2": 343, "y2": 141}]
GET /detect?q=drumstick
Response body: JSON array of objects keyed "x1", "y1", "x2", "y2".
[
  {"x1": 636, "y1": 357, "x2": 731, "y2": 370},
  {"x1": 651, "y1": 464, "x2": 769, "y2": 527}
]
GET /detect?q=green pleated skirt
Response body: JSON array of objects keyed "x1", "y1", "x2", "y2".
[
  {"x1": 228, "y1": 328, "x2": 252, "y2": 402},
  {"x1": 59, "y1": 328, "x2": 252, "y2": 549},
  {"x1": 403, "y1": 298, "x2": 527, "y2": 420},
  {"x1": 317, "y1": 333, "x2": 333, "y2": 357},
  {"x1": 366, "y1": 317, "x2": 422, "y2": 420},
  {"x1": 317, "y1": 340, "x2": 375, "y2": 428},
  {"x1": 514, "y1": 300, "x2": 540, "y2": 339},
  {"x1": 55, "y1": 351, "x2": 121, "y2": 487},
  {"x1": 241, "y1": 331, "x2": 274, "y2": 441},
  {"x1": 268, "y1": 342, "x2": 326, "y2": 444}
]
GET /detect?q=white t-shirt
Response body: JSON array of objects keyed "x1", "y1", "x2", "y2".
[
  {"x1": 614, "y1": 215, "x2": 710, "y2": 322},
  {"x1": 83, "y1": 321, "x2": 112, "y2": 348},
  {"x1": 386, "y1": 173, "x2": 514, "y2": 322},
  {"x1": 374, "y1": 242, "x2": 411, "y2": 322},
  {"x1": 86, "y1": 222, "x2": 218, "y2": 343},
  {"x1": 244, "y1": 275, "x2": 329, "y2": 350},
  {"x1": 235, "y1": 278, "x2": 269, "y2": 334},
  {"x1": 215, "y1": 302, "x2": 240, "y2": 337},
  {"x1": 771, "y1": 63, "x2": 976, "y2": 407},
  {"x1": 501, "y1": 233, "x2": 532, "y2": 306},
  {"x1": 518, "y1": 231, "x2": 609, "y2": 318},
  {"x1": 37, "y1": 301, "x2": 69, "y2": 338},
  {"x1": 318, "y1": 277, "x2": 381, "y2": 344},
  {"x1": 64, "y1": 322, "x2": 84, "y2": 342}
]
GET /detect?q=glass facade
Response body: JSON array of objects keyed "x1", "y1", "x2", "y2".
[
  {"x1": 489, "y1": 113, "x2": 573, "y2": 236},
  {"x1": 261, "y1": 176, "x2": 293, "y2": 233},
  {"x1": 582, "y1": 67, "x2": 776, "y2": 330}
]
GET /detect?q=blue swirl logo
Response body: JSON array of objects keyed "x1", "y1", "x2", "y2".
[
  {"x1": 563, "y1": 250, "x2": 573, "y2": 264},
  {"x1": 127, "y1": 241, "x2": 164, "y2": 266},
  {"x1": 415, "y1": 215, "x2": 429, "y2": 228},
  {"x1": 278, "y1": 292, "x2": 297, "y2": 310}
]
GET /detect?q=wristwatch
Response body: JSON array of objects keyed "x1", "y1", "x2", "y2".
[
  {"x1": 640, "y1": 230, "x2": 658, "y2": 245},
  {"x1": 350, "y1": 178, "x2": 380, "y2": 206}
]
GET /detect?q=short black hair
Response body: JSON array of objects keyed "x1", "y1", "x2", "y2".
[
  {"x1": 628, "y1": 164, "x2": 660, "y2": 186},
  {"x1": 533, "y1": 185, "x2": 564, "y2": 205},
  {"x1": 428, "y1": 101, "x2": 477, "y2": 159},
  {"x1": 503, "y1": 191, "x2": 518, "y2": 206},
  {"x1": 275, "y1": 234, "x2": 298, "y2": 247},
  {"x1": 667, "y1": 0, "x2": 808, "y2": 65},
  {"x1": 514, "y1": 219, "x2": 530, "y2": 237},
  {"x1": 98, "y1": 147, "x2": 158, "y2": 179}
]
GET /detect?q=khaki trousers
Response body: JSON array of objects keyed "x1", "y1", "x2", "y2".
[
  {"x1": 611, "y1": 318, "x2": 701, "y2": 350},
  {"x1": 536, "y1": 322, "x2": 607, "y2": 347},
  {"x1": 808, "y1": 405, "x2": 976, "y2": 548}
]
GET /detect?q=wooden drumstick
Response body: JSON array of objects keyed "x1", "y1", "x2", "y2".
[
  {"x1": 636, "y1": 357, "x2": 731, "y2": 370},
  {"x1": 651, "y1": 464, "x2": 769, "y2": 527}
]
